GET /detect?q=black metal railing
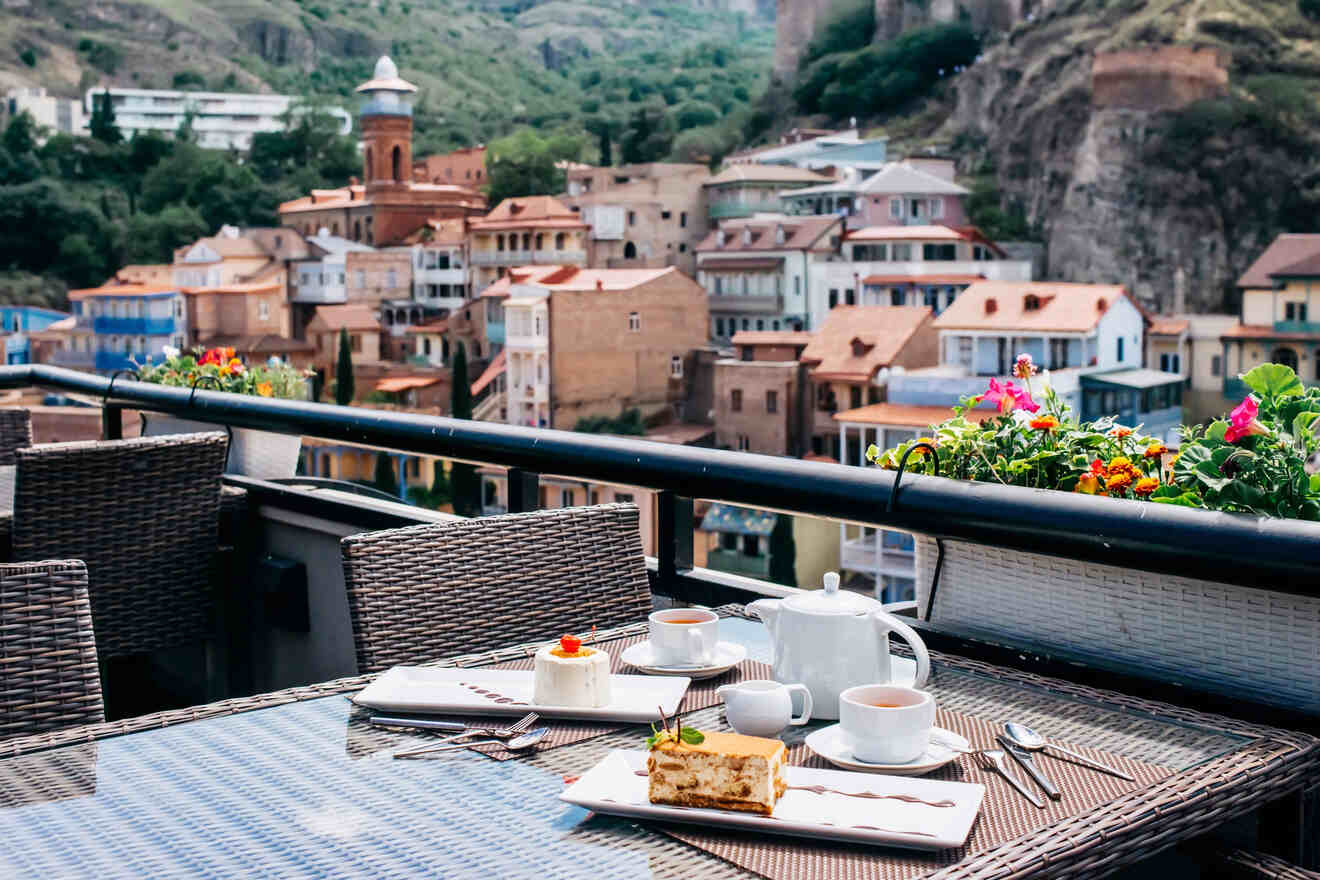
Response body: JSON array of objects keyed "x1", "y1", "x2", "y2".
[{"x1": 4, "y1": 364, "x2": 1318, "y2": 598}]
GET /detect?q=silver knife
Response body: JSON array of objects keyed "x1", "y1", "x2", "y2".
[
  {"x1": 370, "y1": 716, "x2": 469, "y2": 732},
  {"x1": 997, "y1": 734, "x2": 1062, "y2": 801}
]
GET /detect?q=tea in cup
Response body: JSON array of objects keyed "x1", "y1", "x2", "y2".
[
  {"x1": 716, "y1": 680, "x2": 813, "y2": 737},
  {"x1": 838, "y1": 684, "x2": 935, "y2": 764},
  {"x1": 648, "y1": 608, "x2": 719, "y2": 666}
]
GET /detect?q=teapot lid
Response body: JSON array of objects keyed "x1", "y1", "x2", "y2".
[{"x1": 782, "y1": 572, "x2": 881, "y2": 615}]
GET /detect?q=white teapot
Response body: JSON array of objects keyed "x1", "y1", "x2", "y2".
[{"x1": 747, "y1": 572, "x2": 930, "y2": 720}]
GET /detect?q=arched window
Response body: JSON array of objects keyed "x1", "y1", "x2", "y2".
[
  {"x1": 555, "y1": 233, "x2": 566, "y2": 249},
  {"x1": 623, "y1": 241, "x2": 637, "y2": 260},
  {"x1": 331, "y1": 222, "x2": 339, "y2": 236},
  {"x1": 354, "y1": 220, "x2": 361, "y2": 241},
  {"x1": 535, "y1": 233, "x2": 544, "y2": 250},
  {"x1": 392, "y1": 145, "x2": 402, "y2": 182},
  {"x1": 497, "y1": 234, "x2": 505, "y2": 252},
  {"x1": 1272, "y1": 346, "x2": 1300, "y2": 372},
  {"x1": 365, "y1": 148, "x2": 374, "y2": 180}
]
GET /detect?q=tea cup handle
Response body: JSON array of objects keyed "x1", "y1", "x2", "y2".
[
  {"x1": 873, "y1": 611, "x2": 931, "y2": 689},
  {"x1": 686, "y1": 627, "x2": 710, "y2": 663},
  {"x1": 786, "y1": 684, "x2": 813, "y2": 726}
]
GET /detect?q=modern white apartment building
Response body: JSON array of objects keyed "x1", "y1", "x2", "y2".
[
  {"x1": 80, "y1": 88, "x2": 352, "y2": 150},
  {"x1": 5, "y1": 88, "x2": 84, "y2": 139}
]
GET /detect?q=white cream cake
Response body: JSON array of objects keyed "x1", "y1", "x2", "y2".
[
  {"x1": 532, "y1": 636, "x2": 612, "y2": 707},
  {"x1": 648, "y1": 730, "x2": 788, "y2": 815}
]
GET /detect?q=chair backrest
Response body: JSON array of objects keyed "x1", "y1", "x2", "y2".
[
  {"x1": 13, "y1": 433, "x2": 229, "y2": 658},
  {"x1": 341, "y1": 503, "x2": 652, "y2": 673},
  {"x1": 0, "y1": 560, "x2": 104, "y2": 742},
  {"x1": 0, "y1": 409, "x2": 33, "y2": 467}
]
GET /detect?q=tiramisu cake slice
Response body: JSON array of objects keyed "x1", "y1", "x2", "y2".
[{"x1": 646, "y1": 717, "x2": 787, "y2": 815}]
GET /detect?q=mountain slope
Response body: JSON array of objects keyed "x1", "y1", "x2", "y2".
[{"x1": 3, "y1": 0, "x2": 775, "y2": 153}]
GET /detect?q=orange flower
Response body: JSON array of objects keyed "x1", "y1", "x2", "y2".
[
  {"x1": 223, "y1": 347, "x2": 236, "y2": 360},
  {"x1": 1105, "y1": 471, "x2": 1134, "y2": 492},
  {"x1": 1075, "y1": 473, "x2": 1101, "y2": 495},
  {"x1": 1110, "y1": 426, "x2": 1133, "y2": 439},
  {"x1": 1144, "y1": 443, "x2": 1168, "y2": 459},
  {"x1": 1106, "y1": 456, "x2": 1138, "y2": 479},
  {"x1": 257, "y1": 382, "x2": 274, "y2": 397},
  {"x1": 1029, "y1": 415, "x2": 1059, "y2": 431},
  {"x1": 1133, "y1": 477, "x2": 1160, "y2": 497}
]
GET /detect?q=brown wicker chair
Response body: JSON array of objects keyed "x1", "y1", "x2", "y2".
[
  {"x1": 0, "y1": 408, "x2": 32, "y2": 467},
  {"x1": 0, "y1": 560, "x2": 104, "y2": 742},
  {"x1": 12, "y1": 433, "x2": 229, "y2": 660},
  {"x1": 341, "y1": 503, "x2": 652, "y2": 674}
]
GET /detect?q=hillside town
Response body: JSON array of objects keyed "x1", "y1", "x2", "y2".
[{"x1": 4, "y1": 56, "x2": 1310, "y2": 603}]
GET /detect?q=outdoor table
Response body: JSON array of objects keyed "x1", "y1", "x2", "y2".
[{"x1": 0, "y1": 610, "x2": 1315, "y2": 879}]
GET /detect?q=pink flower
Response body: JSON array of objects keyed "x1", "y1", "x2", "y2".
[
  {"x1": 1013, "y1": 387, "x2": 1041, "y2": 413},
  {"x1": 977, "y1": 378, "x2": 1040, "y2": 414},
  {"x1": 1225, "y1": 396, "x2": 1269, "y2": 443},
  {"x1": 1013, "y1": 353, "x2": 1037, "y2": 379}
]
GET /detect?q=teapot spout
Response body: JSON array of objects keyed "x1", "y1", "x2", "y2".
[{"x1": 746, "y1": 598, "x2": 781, "y2": 631}]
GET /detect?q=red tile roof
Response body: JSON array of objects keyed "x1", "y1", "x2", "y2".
[
  {"x1": 800, "y1": 306, "x2": 933, "y2": 382},
  {"x1": 471, "y1": 196, "x2": 587, "y2": 230},
  {"x1": 832, "y1": 403, "x2": 997, "y2": 427},
  {"x1": 470, "y1": 349, "x2": 506, "y2": 396},
  {"x1": 405, "y1": 318, "x2": 449, "y2": 335},
  {"x1": 731, "y1": 331, "x2": 815, "y2": 346},
  {"x1": 1148, "y1": 318, "x2": 1189, "y2": 336},
  {"x1": 1271, "y1": 252, "x2": 1320, "y2": 278},
  {"x1": 306, "y1": 304, "x2": 381, "y2": 332},
  {"x1": 488, "y1": 264, "x2": 676, "y2": 292},
  {"x1": 1237, "y1": 234, "x2": 1320, "y2": 288},
  {"x1": 1221, "y1": 324, "x2": 1320, "y2": 342},
  {"x1": 847, "y1": 225, "x2": 968, "y2": 242},
  {"x1": 933, "y1": 281, "x2": 1130, "y2": 333},
  {"x1": 376, "y1": 376, "x2": 443, "y2": 393},
  {"x1": 695, "y1": 216, "x2": 841, "y2": 253}
]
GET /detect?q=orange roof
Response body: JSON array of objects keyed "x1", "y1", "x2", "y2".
[
  {"x1": 847, "y1": 225, "x2": 969, "y2": 242},
  {"x1": 68, "y1": 283, "x2": 179, "y2": 299},
  {"x1": 376, "y1": 376, "x2": 443, "y2": 393},
  {"x1": 731, "y1": 331, "x2": 815, "y2": 346},
  {"x1": 1148, "y1": 318, "x2": 1189, "y2": 336},
  {"x1": 933, "y1": 281, "x2": 1131, "y2": 333},
  {"x1": 695, "y1": 215, "x2": 842, "y2": 254},
  {"x1": 500, "y1": 264, "x2": 676, "y2": 292},
  {"x1": 1221, "y1": 324, "x2": 1320, "y2": 342},
  {"x1": 182, "y1": 280, "x2": 282, "y2": 296},
  {"x1": 1237, "y1": 234, "x2": 1320, "y2": 288},
  {"x1": 177, "y1": 234, "x2": 270, "y2": 260},
  {"x1": 279, "y1": 184, "x2": 485, "y2": 215},
  {"x1": 405, "y1": 318, "x2": 449, "y2": 335},
  {"x1": 832, "y1": 403, "x2": 997, "y2": 427},
  {"x1": 471, "y1": 349, "x2": 506, "y2": 396},
  {"x1": 306, "y1": 304, "x2": 381, "y2": 332},
  {"x1": 862, "y1": 274, "x2": 985, "y2": 286},
  {"x1": 800, "y1": 306, "x2": 934, "y2": 382},
  {"x1": 471, "y1": 196, "x2": 586, "y2": 230}
]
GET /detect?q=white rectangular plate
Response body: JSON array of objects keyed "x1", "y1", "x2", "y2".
[
  {"x1": 561, "y1": 750, "x2": 984, "y2": 850},
  {"x1": 353, "y1": 667, "x2": 691, "y2": 723}
]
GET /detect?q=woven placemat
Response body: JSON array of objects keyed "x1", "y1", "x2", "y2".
[{"x1": 657, "y1": 704, "x2": 1175, "y2": 880}]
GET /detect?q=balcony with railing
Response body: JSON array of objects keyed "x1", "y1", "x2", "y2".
[
  {"x1": 707, "y1": 293, "x2": 784, "y2": 314},
  {"x1": 0, "y1": 364, "x2": 1317, "y2": 878},
  {"x1": 470, "y1": 250, "x2": 531, "y2": 266},
  {"x1": 92, "y1": 316, "x2": 177, "y2": 335}
]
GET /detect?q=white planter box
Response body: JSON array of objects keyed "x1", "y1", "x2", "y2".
[
  {"x1": 143, "y1": 413, "x2": 302, "y2": 481},
  {"x1": 914, "y1": 533, "x2": 1320, "y2": 713}
]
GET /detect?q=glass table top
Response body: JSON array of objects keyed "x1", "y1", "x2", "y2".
[{"x1": 0, "y1": 617, "x2": 1252, "y2": 880}]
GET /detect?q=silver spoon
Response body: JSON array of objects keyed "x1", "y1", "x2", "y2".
[
  {"x1": 393, "y1": 727, "x2": 549, "y2": 758},
  {"x1": 1003, "y1": 722, "x2": 1134, "y2": 781}
]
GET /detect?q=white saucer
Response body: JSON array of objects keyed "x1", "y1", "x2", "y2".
[
  {"x1": 620, "y1": 641, "x2": 747, "y2": 680},
  {"x1": 804, "y1": 725, "x2": 969, "y2": 776}
]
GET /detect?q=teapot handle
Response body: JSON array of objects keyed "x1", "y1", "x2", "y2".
[{"x1": 872, "y1": 611, "x2": 931, "y2": 689}]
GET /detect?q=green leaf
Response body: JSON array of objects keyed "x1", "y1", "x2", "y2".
[
  {"x1": 1242, "y1": 364, "x2": 1304, "y2": 399},
  {"x1": 1194, "y1": 459, "x2": 1231, "y2": 492},
  {"x1": 1293, "y1": 412, "x2": 1320, "y2": 445},
  {"x1": 1205, "y1": 420, "x2": 1229, "y2": 446},
  {"x1": 1151, "y1": 490, "x2": 1204, "y2": 508},
  {"x1": 1310, "y1": 474, "x2": 1320, "y2": 494},
  {"x1": 864, "y1": 443, "x2": 879, "y2": 463},
  {"x1": 679, "y1": 727, "x2": 705, "y2": 744}
]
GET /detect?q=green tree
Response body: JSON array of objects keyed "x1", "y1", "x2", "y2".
[
  {"x1": 768, "y1": 513, "x2": 797, "y2": 588},
  {"x1": 620, "y1": 103, "x2": 675, "y2": 164},
  {"x1": 448, "y1": 343, "x2": 480, "y2": 517},
  {"x1": 485, "y1": 128, "x2": 584, "y2": 205},
  {"x1": 374, "y1": 453, "x2": 400, "y2": 498},
  {"x1": 0, "y1": 179, "x2": 114, "y2": 285},
  {"x1": 88, "y1": 89, "x2": 121, "y2": 145},
  {"x1": 800, "y1": 0, "x2": 875, "y2": 70},
  {"x1": 119, "y1": 204, "x2": 209, "y2": 264},
  {"x1": 676, "y1": 101, "x2": 720, "y2": 130},
  {"x1": 335, "y1": 327, "x2": 356, "y2": 405},
  {"x1": 3, "y1": 111, "x2": 38, "y2": 156}
]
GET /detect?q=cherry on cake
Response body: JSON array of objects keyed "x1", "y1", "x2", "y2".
[
  {"x1": 647, "y1": 718, "x2": 787, "y2": 815},
  {"x1": 532, "y1": 634, "x2": 612, "y2": 707}
]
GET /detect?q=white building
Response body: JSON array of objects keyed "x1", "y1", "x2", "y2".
[
  {"x1": 291, "y1": 231, "x2": 374, "y2": 306},
  {"x1": 6, "y1": 88, "x2": 84, "y2": 139},
  {"x1": 409, "y1": 220, "x2": 469, "y2": 314},
  {"x1": 80, "y1": 87, "x2": 352, "y2": 151}
]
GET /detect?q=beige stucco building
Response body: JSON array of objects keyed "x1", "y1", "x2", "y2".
[
  {"x1": 467, "y1": 197, "x2": 589, "y2": 294},
  {"x1": 713, "y1": 331, "x2": 814, "y2": 456}
]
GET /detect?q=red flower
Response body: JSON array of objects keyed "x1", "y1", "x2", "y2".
[{"x1": 1225, "y1": 396, "x2": 1269, "y2": 444}]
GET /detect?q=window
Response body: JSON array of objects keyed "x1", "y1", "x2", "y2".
[
  {"x1": 715, "y1": 317, "x2": 725, "y2": 337},
  {"x1": 828, "y1": 289, "x2": 839, "y2": 309},
  {"x1": 1024, "y1": 294, "x2": 1041, "y2": 311},
  {"x1": 387, "y1": 269, "x2": 398, "y2": 288},
  {"x1": 628, "y1": 211, "x2": 636, "y2": 226},
  {"x1": 628, "y1": 312, "x2": 640, "y2": 332},
  {"x1": 892, "y1": 244, "x2": 913, "y2": 261},
  {"x1": 930, "y1": 198, "x2": 945, "y2": 219},
  {"x1": 338, "y1": 273, "x2": 346, "y2": 285},
  {"x1": 534, "y1": 313, "x2": 544, "y2": 336},
  {"x1": 756, "y1": 319, "x2": 765, "y2": 331},
  {"x1": 560, "y1": 489, "x2": 574, "y2": 508},
  {"x1": 615, "y1": 492, "x2": 634, "y2": 504},
  {"x1": 258, "y1": 300, "x2": 270, "y2": 321},
  {"x1": 741, "y1": 534, "x2": 758, "y2": 556},
  {"x1": 845, "y1": 289, "x2": 855, "y2": 306},
  {"x1": 670, "y1": 355, "x2": 683, "y2": 378},
  {"x1": 766, "y1": 390, "x2": 778, "y2": 413},
  {"x1": 741, "y1": 318, "x2": 749, "y2": 330},
  {"x1": 731, "y1": 389, "x2": 742, "y2": 412},
  {"x1": 174, "y1": 299, "x2": 183, "y2": 317},
  {"x1": 1116, "y1": 337, "x2": 1125, "y2": 362},
  {"x1": 794, "y1": 276, "x2": 801, "y2": 296},
  {"x1": 721, "y1": 532, "x2": 738, "y2": 550},
  {"x1": 737, "y1": 435, "x2": 751, "y2": 452},
  {"x1": 661, "y1": 210, "x2": 672, "y2": 220},
  {"x1": 1286, "y1": 302, "x2": 1309, "y2": 322},
  {"x1": 773, "y1": 320, "x2": 780, "y2": 330},
  {"x1": 589, "y1": 490, "x2": 599, "y2": 505},
  {"x1": 889, "y1": 197, "x2": 902, "y2": 219},
  {"x1": 1211, "y1": 354, "x2": 1222, "y2": 377},
  {"x1": 1159, "y1": 353, "x2": 1181, "y2": 373},
  {"x1": 850, "y1": 386, "x2": 862, "y2": 409},
  {"x1": 891, "y1": 288, "x2": 906, "y2": 306},
  {"x1": 680, "y1": 212, "x2": 687, "y2": 228},
  {"x1": 922, "y1": 244, "x2": 957, "y2": 261},
  {"x1": 351, "y1": 334, "x2": 362, "y2": 352},
  {"x1": 423, "y1": 338, "x2": 432, "y2": 356}
]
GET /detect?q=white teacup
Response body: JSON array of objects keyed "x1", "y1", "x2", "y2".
[
  {"x1": 717, "y1": 680, "x2": 813, "y2": 738},
  {"x1": 648, "y1": 608, "x2": 719, "y2": 667},
  {"x1": 838, "y1": 684, "x2": 936, "y2": 765}
]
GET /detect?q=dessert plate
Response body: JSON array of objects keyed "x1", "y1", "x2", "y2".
[
  {"x1": 561, "y1": 749, "x2": 984, "y2": 850},
  {"x1": 805, "y1": 725, "x2": 969, "y2": 776},
  {"x1": 620, "y1": 641, "x2": 747, "y2": 679},
  {"x1": 353, "y1": 667, "x2": 690, "y2": 723}
]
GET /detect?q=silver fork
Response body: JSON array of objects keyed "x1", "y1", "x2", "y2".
[
  {"x1": 392, "y1": 713, "x2": 539, "y2": 759},
  {"x1": 974, "y1": 748, "x2": 1045, "y2": 809}
]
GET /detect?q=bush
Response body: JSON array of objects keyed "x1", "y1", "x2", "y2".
[
  {"x1": 172, "y1": 70, "x2": 207, "y2": 89},
  {"x1": 676, "y1": 100, "x2": 720, "y2": 130},
  {"x1": 800, "y1": 0, "x2": 875, "y2": 70},
  {"x1": 574, "y1": 408, "x2": 645, "y2": 435},
  {"x1": 19, "y1": 49, "x2": 36, "y2": 67},
  {"x1": 1303, "y1": 0, "x2": 1320, "y2": 19}
]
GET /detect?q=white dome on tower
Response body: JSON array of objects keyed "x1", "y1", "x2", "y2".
[{"x1": 373, "y1": 56, "x2": 398, "y2": 81}]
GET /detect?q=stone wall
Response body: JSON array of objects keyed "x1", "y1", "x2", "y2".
[{"x1": 1091, "y1": 46, "x2": 1229, "y2": 111}]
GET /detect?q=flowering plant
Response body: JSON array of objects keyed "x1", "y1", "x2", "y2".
[
  {"x1": 866, "y1": 357, "x2": 1320, "y2": 521},
  {"x1": 136, "y1": 346, "x2": 311, "y2": 400}
]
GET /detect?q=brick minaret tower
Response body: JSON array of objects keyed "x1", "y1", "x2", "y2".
[{"x1": 355, "y1": 56, "x2": 418, "y2": 193}]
